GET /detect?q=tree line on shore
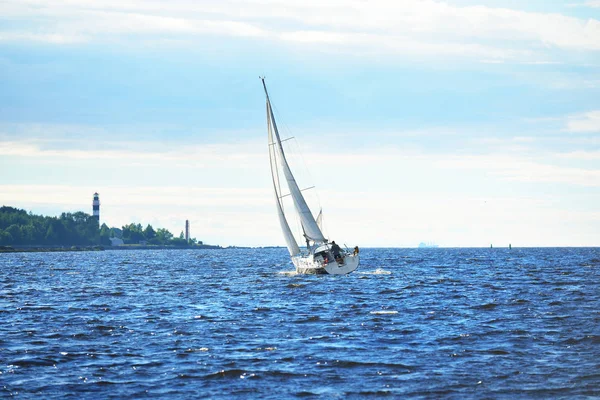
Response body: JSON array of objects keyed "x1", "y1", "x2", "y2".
[{"x1": 0, "y1": 206, "x2": 201, "y2": 247}]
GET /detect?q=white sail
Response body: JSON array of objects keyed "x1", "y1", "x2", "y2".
[
  {"x1": 263, "y1": 84, "x2": 326, "y2": 244},
  {"x1": 316, "y1": 208, "x2": 323, "y2": 231},
  {"x1": 261, "y1": 77, "x2": 360, "y2": 275},
  {"x1": 267, "y1": 102, "x2": 301, "y2": 256}
]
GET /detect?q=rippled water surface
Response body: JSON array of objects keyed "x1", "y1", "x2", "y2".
[{"x1": 1, "y1": 248, "x2": 599, "y2": 398}]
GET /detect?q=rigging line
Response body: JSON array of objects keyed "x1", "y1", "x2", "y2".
[
  {"x1": 268, "y1": 137, "x2": 295, "y2": 146},
  {"x1": 270, "y1": 99, "x2": 302, "y2": 152},
  {"x1": 267, "y1": 94, "x2": 318, "y2": 188},
  {"x1": 267, "y1": 91, "x2": 316, "y2": 188},
  {"x1": 263, "y1": 80, "x2": 297, "y2": 146},
  {"x1": 282, "y1": 136, "x2": 324, "y2": 240},
  {"x1": 286, "y1": 135, "x2": 325, "y2": 236},
  {"x1": 278, "y1": 186, "x2": 315, "y2": 199},
  {"x1": 290, "y1": 135, "x2": 323, "y2": 207},
  {"x1": 269, "y1": 128, "x2": 306, "y2": 242}
]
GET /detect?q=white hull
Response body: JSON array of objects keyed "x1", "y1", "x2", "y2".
[{"x1": 292, "y1": 254, "x2": 360, "y2": 275}]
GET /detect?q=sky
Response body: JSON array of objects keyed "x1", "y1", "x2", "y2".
[{"x1": 0, "y1": 0, "x2": 599, "y2": 248}]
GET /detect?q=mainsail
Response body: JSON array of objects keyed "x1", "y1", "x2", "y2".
[
  {"x1": 262, "y1": 78, "x2": 326, "y2": 246},
  {"x1": 267, "y1": 101, "x2": 300, "y2": 256}
]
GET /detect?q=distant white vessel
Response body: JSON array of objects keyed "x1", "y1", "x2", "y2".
[
  {"x1": 418, "y1": 242, "x2": 439, "y2": 248},
  {"x1": 261, "y1": 77, "x2": 359, "y2": 275}
]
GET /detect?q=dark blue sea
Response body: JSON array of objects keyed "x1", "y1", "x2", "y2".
[{"x1": 1, "y1": 248, "x2": 599, "y2": 398}]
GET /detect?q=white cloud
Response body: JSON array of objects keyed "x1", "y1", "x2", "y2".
[
  {"x1": 298, "y1": 149, "x2": 600, "y2": 188},
  {"x1": 279, "y1": 30, "x2": 531, "y2": 59},
  {"x1": 557, "y1": 150, "x2": 600, "y2": 160},
  {"x1": 520, "y1": 61, "x2": 563, "y2": 65},
  {"x1": 1, "y1": 125, "x2": 599, "y2": 247},
  {"x1": 425, "y1": 154, "x2": 600, "y2": 187},
  {"x1": 3, "y1": 130, "x2": 599, "y2": 191},
  {"x1": 0, "y1": 32, "x2": 86, "y2": 44},
  {"x1": 0, "y1": 184, "x2": 270, "y2": 208},
  {"x1": 1, "y1": 0, "x2": 599, "y2": 60},
  {"x1": 0, "y1": 138, "x2": 264, "y2": 168},
  {"x1": 584, "y1": 79, "x2": 600, "y2": 88},
  {"x1": 566, "y1": 110, "x2": 600, "y2": 132},
  {"x1": 70, "y1": 11, "x2": 269, "y2": 38}
]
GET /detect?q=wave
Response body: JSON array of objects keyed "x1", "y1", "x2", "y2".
[
  {"x1": 360, "y1": 268, "x2": 392, "y2": 275},
  {"x1": 277, "y1": 271, "x2": 298, "y2": 276},
  {"x1": 11, "y1": 358, "x2": 56, "y2": 367},
  {"x1": 294, "y1": 315, "x2": 321, "y2": 323},
  {"x1": 473, "y1": 303, "x2": 498, "y2": 310},
  {"x1": 334, "y1": 360, "x2": 413, "y2": 369},
  {"x1": 203, "y1": 369, "x2": 250, "y2": 379},
  {"x1": 203, "y1": 369, "x2": 299, "y2": 380},
  {"x1": 561, "y1": 335, "x2": 600, "y2": 345},
  {"x1": 485, "y1": 349, "x2": 510, "y2": 355}
]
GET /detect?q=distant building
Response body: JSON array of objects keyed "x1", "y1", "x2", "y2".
[
  {"x1": 185, "y1": 220, "x2": 190, "y2": 243},
  {"x1": 109, "y1": 237, "x2": 124, "y2": 246}
]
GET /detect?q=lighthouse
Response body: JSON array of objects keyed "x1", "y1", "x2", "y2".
[{"x1": 92, "y1": 192, "x2": 100, "y2": 223}]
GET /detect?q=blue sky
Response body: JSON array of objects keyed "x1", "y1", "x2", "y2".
[{"x1": 1, "y1": 0, "x2": 599, "y2": 247}]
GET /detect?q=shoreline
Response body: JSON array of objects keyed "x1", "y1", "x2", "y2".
[{"x1": 0, "y1": 244, "x2": 223, "y2": 253}]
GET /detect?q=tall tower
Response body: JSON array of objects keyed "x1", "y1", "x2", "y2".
[
  {"x1": 185, "y1": 220, "x2": 190, "y2": 243},
  {"x1": 92, "y1": 192, "x2": 100, "y2": 223}
]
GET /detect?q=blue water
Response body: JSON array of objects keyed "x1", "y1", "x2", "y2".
[{"x1": 1, "y1": 248, "x2": 599, "y2": 398}]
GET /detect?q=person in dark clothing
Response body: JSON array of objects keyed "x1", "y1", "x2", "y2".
[{"x1": 331, "y1": 241, "x2": 343, "y2": 263}]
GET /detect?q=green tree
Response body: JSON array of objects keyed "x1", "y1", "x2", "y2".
[
  {"x1": 99, "y1": 223, "x2": 111, "y2": 246},
  {"x1": 122, "y1": 223, "x2": 145, "y2": 244},
  {"x1": 49, "y1": 219, "x2": 67, "y2": 245},
  {"x1": 144, "y1": 224, "x2": 156, "y2": 240},
  {"x1": 21, "y1": 224, "x2": 36, "y2": 244},
  {"x1": 155, "y1": 228, "x2": 173, "y2": 244},
  {"x1": 45, "y1": 224, "x2": 58, "y2": 244},
  {"x1": 0, "y1": 229, "x2": 13, "y2": 245},
  {"x1": 0, "y1": 206, "x2": 206, "y2": 248},
  {"x1": 5, "y1": 225, "x2": 22, "y2": 243}
]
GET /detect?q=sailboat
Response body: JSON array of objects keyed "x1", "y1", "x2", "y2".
[{"x1": 261, "y1": 77, "x2": 360, "y2": 275}]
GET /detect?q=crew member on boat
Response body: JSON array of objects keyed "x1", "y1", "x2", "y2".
[
  {"x1": 353, "y1": 246, "x2": 359, "y2": 256},
  {"x1": 331, "y1": 241, "x2": 343, "y2": 263}
]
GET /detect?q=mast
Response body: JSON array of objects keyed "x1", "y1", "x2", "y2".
[{"x1": 261, "y1": 77, "x2": 326, "y2": 244}]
